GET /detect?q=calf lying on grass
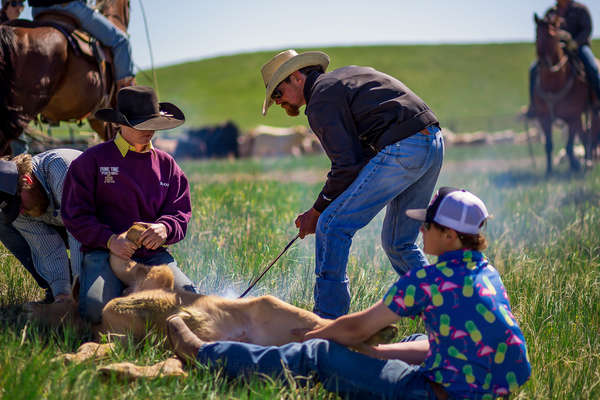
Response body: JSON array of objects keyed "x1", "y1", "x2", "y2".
[{"x1": 29, "y1": 224, "x2": 397, "y2": 379}]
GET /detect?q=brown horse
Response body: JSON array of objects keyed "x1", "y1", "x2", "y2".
[
  {"x1": 0, "y1": 0, "x2": 130, "y2": 155},
  {"x1": 533, "y1": 13, "x2": 600, "y2": 174}
]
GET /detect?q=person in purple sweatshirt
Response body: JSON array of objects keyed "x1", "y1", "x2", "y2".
[{"x1": 61, "y1": 86, "x2": 199, "y2": 324}]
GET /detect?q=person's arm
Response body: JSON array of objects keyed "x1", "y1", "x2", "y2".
[
  {"x1": 304, "y1": 301, "x2": 400, "y2": 346},
  {"x1": 573, "y1": 6, "x2": 592, "y2": 47},
  {"x1": 364, "y1": 340, "x2": 429, "y2": 364},
  {"x1": 61, "y1": 154, "x2": 114, "y2": 249},
  {"x1": 154, "y1": 159, "x2": 191, "y2": 245},
  {"x1": 12, "y1": 216, "x2": 71, "y2": 297},
  {"x1": 305, "y1": 267, "x2": 432, "y2": 354},
  {"x1": 306, "y1": 81, "x2": 367, "y2": 214}
]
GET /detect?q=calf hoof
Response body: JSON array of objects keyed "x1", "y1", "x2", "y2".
[
  {"x1": 98, "y1": 357, "x2": 187, "y2": 380},
  {"x1": 52, "y1": 342, "x2": 115, "y2": 365}
]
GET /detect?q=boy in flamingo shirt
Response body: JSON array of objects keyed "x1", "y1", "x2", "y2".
[{"x1": 168, "y1": 187, "x2": 531, "y2": 399}]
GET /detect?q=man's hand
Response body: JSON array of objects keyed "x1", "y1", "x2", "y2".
[
  {"x1": 109, "y1": 231, "x2": 138, "y2": 259},
  {"x1": 295, "y1": 208, "x2": 321, "y2": 239},
  {"x1": 136, "y1": 222, "x2": 168, "y2": 250}
]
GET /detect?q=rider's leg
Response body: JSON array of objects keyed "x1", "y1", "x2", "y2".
[
  {"x1": 32, "y1": 2, "x2": 134, "y2": 82},
  {"x1": 526, "y1": 60, "x2": 539, "y2": 117},
  {"x1": 579, "y1": 45, "x2": 600, "y2": 101}
]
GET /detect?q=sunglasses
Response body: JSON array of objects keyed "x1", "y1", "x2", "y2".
[
  {"x1": 271, "y1": 86, "x2": 283, "y2": 101},
  {"x1": 9, "y1": 1, "x2": 24, "y2": 6}
]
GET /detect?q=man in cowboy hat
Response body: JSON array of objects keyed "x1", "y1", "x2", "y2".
[
  {"x1": 261, "y1": 50, "x2": 444, "y2": 318},
  {"x1": 0, "y1": 149, "x2": 82, "y2": 304},
  {"x1": 61, "y1": 86, "x2": 199, "y2": 324}
]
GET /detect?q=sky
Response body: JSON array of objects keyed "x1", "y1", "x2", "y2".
[{"x1": 20, "y1": 0, "x2": 600, "y2": 71}]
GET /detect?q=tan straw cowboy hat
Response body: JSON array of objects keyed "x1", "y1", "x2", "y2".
[
  {"x1": 95, "y1": 86, "x2": 185, "y2": 130},
  {"x1": 261, "y1": 49, "x2": 330, "y2": 116}
]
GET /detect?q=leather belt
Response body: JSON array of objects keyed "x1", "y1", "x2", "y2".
[
  {"x1": 419, "y1": 125, "x2": 440, "y2": 135},
  {"x1": 428, "y1": 380, "x2": 449, "y2": 400}
]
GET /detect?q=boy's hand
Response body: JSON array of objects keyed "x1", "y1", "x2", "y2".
[{"x1": 109, "y1": 232, "x2": 138, "y2": 259}]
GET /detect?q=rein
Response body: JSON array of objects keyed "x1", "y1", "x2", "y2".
[{"x1": 540, "y1": 54, "x2": 569, "y2": 73}]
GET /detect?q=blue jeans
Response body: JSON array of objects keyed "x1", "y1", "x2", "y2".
[
  {"x1": 579, "y1": 45, "x2": 600, "y2": 100},
  {"x1": 314, "y1": 129, "x2": 444, "y2": 318},
  {"x1": 197, "y1": 334, "x2": 436, "y2": 400},
  {"x1": 78, "y1": 249, "x2": 199, "y2": 324},
  {"x1": 0, "y1": 222, "x2": 50, "y2": 291},
  {"x1": 32, "y1": 1, "x2": 134, "y2": 80}
]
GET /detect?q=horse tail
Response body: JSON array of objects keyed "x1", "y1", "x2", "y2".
[{"x1": 0, "y1": 26, "x2": 24, "y2": 154}]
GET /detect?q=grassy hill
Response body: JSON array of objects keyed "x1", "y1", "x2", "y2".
[{"x1": 137, "y1": 41, "x2": 600, "y2": 133}]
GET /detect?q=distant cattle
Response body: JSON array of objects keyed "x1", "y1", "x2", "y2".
[
  {"x1": 239, "y1": 125, "x2": 322, "y2": 158},
  {"x1": 172, "y1": 121, "x2": 240, "y2": 159}
]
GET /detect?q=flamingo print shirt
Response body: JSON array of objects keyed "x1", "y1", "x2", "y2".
[{"x1": 383, "y1": 249, "x2": 531, "y2": 399}]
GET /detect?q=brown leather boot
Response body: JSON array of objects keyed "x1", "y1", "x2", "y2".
[{"x1": 116, "y1": 76, "x2": 136, "y2": 92}]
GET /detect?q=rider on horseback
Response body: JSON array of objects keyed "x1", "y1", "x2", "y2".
[
  {"x1": 0, "y1": 0, "x2": 24, "y2": 23},
  {"x1": 526, "y1": 0, "x2": 600, "y2": 117},
  {"x1": 28, "y1": 0, "x2": 135, "y2": 91}
]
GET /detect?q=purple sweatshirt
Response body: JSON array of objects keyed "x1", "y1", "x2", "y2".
[{"x1": 61, "y1": 140, "x2": 191, "y2": 257}]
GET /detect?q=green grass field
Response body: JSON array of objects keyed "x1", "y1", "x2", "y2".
[
  {"x1": 133, "y1": 40, "x2": 600, "y2": 133},
  {"x1": 1, "y1": 139, "x2": 599, "y2": 398}
]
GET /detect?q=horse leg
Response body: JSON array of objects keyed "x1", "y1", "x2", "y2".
[
  {"x1": 566, "y1": 119, "x2": 582, "y2": 171},
  {"x1": 539, "y1": 117, "x2": 554, "y2": 174}
]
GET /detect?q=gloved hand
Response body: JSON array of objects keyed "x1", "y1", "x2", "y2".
[{"x1": 558, "y1": 30, "x2": 578, "y2": 52}]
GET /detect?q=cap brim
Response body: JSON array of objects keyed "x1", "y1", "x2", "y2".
[{"x1": 405, "y1": 209, "x2": 427, "y2": 221}]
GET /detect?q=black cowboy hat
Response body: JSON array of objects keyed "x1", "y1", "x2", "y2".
[
  {"x1": 95, "y1": 86, "x2": 185, "y2": 130},
  {"x1": 0, "y1": 160, "x2": 20, "y2": 224}
]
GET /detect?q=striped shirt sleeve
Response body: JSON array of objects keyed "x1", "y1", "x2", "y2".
[{"x1": 12, "y1": 216, "x2": 72, "y2": 297}]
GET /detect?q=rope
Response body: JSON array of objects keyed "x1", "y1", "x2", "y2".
[{"x1": 137, "y1": 0, "x2": 159, "y2": 96}]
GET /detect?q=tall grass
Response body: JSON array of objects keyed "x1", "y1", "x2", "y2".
[{"x1": 1, "y1": 143, "x2": 599, "y2": 398}]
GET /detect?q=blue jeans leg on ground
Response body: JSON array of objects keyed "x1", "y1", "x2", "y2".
[
  {"x1": 0, "y1": 222, "x2": 50, "y2": 290},
  {"x1": 32, "y1": 2, "x2": 134, "y2": 80},
  {"x1": 313, "y1": 130, "x2": 444, "y2": 318},
  {"x1": 197, "y1": 334, "x2": 434, "y2": 400},
  {"x1": 579, "y1": 45, "x2": 600, "y2": 100}
]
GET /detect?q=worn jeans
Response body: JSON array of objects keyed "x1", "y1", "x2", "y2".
[
  {"x1": 32, "y1": 1, "x2": 134, "y2": 80},
  {"x1": 197, "y1": 334, "x2": 436, "y2": 400},
  {"x1": 314, "y1": 128, "x2": 444, "y2": 318},
  {"x1": 79, "y1": 249, "x2": 199, "y2": 324},
  {"x1": 0, "y1": 222, "x2": 50, "y2": 291}
]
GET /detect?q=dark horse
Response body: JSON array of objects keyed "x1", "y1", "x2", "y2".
[
  {"x1": 0, "y1": 0, "x2": 130, "y2": 155},
  {"x1": 533, "y1": 13, "x2": 599, "y2": 174}
]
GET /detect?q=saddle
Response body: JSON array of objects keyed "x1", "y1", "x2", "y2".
[{"x1": 6, "y1": 12, "x2": 115, "y2": 107}]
